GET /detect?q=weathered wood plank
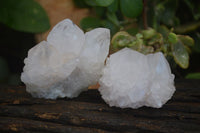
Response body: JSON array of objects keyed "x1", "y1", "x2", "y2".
[{"x1": 0, "y1": 79, "x2": 200, "y2": 133}]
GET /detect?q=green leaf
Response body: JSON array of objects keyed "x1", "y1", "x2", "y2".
[
  {"x1": 85, "y1": 0, "x2": 114, "y2": 7},
  {"x1": 120, "y1": 0, "x2": 143, "y2": 18},
  {"x1": 84, "y1": 0, "x2": 97, "y2": 6},
  {"x1": 139, "y1": 45, "x2": 154, "y2": 55},
  {"x1": 141, "y1": 28, "x2": 157, "y2": 40},
  {"x1": 177, "y1": 35, "x2": 194, "y2": 47},
  {"x1": 168, "y1": 33, "x2": 178, "y2": 44},
  {"x1": 80, "y1": 17, "x2": 102, "y2": 31},
  {"x1": 129, "y1": 34, "x2": 154, "y2": 54},
  {"x1": 101, "y1": 20, "x2": 119, "y2": 35},
  {"x1": 126, "y1": 28, "x2": 139, "y2": 36},
  {"x1": 171, "y1": 40, "x2": 189, "y2": 69},
  {"x1": 0, "y1": 0, "x2": 50, "y2": 33},
  {"x1": 73, "y1": 0, "x2": 89, "y2": 8},
  {"x1": 155, "y1": 0, "x2": 179, "y2": 27},
  {"x1": 157, "y1": 25, "x2": 170, "y2": 38},
  {"x1": 95, "y1": 6, "x2": 105, "y2": 17},
  {"x1": 108, "y1": 0, "x2": 119, "y2": 13},
  {"x1": 95, "y1": 0, "x2": 114, "y2": 7},
  {"x1": 177, "y1": 35, "x2": 194, "y2": 54},
  {"x1": 148, "y1": 33, "x2": 163, "y2": 46},
  {"x1": 106, "y1": 11, "x2": 119, "y2": 26},
  {"x1": 111, "y1": 31, "x2": 135, "y2": 50},
  {"x1": 186, "y1": 73, "x2": 200, "y2": 79}
]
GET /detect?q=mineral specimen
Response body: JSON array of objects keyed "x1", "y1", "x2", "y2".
[
  {"x1": 21, "y1": 19, "x2": 110, "y2": 99},
  {"x1": 99, "y1": 48, "x2": 175, "y2": 108}
]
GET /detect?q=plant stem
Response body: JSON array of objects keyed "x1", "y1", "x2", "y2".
[
  {"x1": 143, "y1": 0, "x2": 148, "y2": 29},
  {"x1": 174, "y1": 21, "x2": 200, "y2": 34}
]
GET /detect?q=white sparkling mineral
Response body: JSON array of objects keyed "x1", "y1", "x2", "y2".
[
  {"x1": 99, "y1": 48, "x2": 175, "y2": 108},
  {"x1": 21, "y1": 19, "x2": 110, "y2": 99}
]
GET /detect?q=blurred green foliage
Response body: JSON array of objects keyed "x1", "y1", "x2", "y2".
[
  {"x1": 84, "y1": 0, "x2": 114, "y2": 7},
  {"x1": 0, "y1": 0, "x2": 50, "y2": 85},
  {"x1": 76, "y1": 0, "x2": 144, "y2": 35},
  {"x1": 0, "y1": 0, "x2": 200, "y2": 86},
  {"x1": 74, "y1": 0, "x2": 200, "y2": 78},
  {"x1": 111, "y1": 28, "x2": 194, "y2": 69},
  {"x1": 120, "y1": 0, "x2": 143, "y2": 18},
  {"x1": 0, "y1": 0, "x2": 50, "y2": 33},
  {"x1": 186, "y1": 73, "x2": 200, "y2": 79}
]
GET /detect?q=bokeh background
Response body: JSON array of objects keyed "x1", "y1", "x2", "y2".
[{"x1": 0, "y1": 0, "x2": 200, "y2": 85}]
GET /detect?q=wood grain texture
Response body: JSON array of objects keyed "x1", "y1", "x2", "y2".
[{"x1": 0, "y1": 79, "x2": 200, "y2": 133}]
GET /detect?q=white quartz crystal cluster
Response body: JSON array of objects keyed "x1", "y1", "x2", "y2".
[
  {"x1": 99, "y1": 48, "x2": 175, "y2": 108},
  {"x1": 21, "y1": 19, "x2": 110, "y2": 99},
  {"x1": 21, "y1": 18, "x2": 175, "y2": 108}
]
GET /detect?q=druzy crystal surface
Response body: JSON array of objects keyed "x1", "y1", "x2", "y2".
[
  {"x1": 21, "y1": 19, "x2": 110, "y2": 99},
  {"x1": 99, "y1": 48, "x2": 175, "y2": 108}
]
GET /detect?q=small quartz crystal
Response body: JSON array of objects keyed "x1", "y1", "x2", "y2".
[
  {"x1": 99, "y1": 48, "x2": 175, "y2": 108},
  {"x1": 21, "y1": 19, "x2": 110, "y2": 99}
]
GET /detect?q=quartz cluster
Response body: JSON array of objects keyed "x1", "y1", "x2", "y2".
[
  {"x1": 21, "y1": 18, "x2": 175, "y2": 109},
  {"x1": 99, "y1": 48, "x2": 175, "y2": 108},
  {"x1": 21, "y1": 19, "x2": 110, "y2": 99}
]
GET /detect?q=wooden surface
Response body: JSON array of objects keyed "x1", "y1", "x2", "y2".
[{"x1": 0, "y1": 79, "x2": 200, "y2": 133}]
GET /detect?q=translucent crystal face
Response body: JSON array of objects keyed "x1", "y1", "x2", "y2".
[
  {"x1": 21, "y1": 19, "x2": 110, "y2": 99},
  {"x1": 99, "y1": 48, "x2": 175, "y2": 109},
  {"x1": 47, "y1": 19, "x2": 85, "y2": 57}
]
